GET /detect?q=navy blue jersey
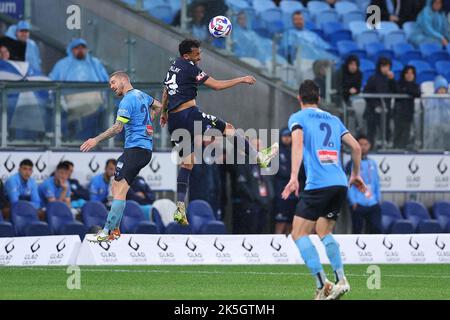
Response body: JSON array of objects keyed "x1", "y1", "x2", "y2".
[{"x1": 164, "y1": 57, "x2": 209, "y2": 111}]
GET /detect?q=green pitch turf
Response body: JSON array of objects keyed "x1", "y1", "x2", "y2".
[{"x1": 0, "y1": 264, "x2": 449, "y2": 300}]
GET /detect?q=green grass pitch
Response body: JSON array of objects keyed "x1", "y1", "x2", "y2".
[{"x1": 0, "y1": 264, "x2": 449, "y2": 300}]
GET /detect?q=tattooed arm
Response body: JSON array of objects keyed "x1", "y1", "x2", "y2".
[{"x1": 80, "y1": 121, "x2": 124, "y2": 152}]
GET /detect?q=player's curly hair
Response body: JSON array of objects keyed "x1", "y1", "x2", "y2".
[{"x1": 179, "y1": 39, "x2": 201, "y2": 56}]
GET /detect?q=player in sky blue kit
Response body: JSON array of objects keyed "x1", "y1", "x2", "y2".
[
  {"x1": 282, "y1": 80, "x2": 367, "y2": 300},
  {"x1": 157, "y1": 39, "x2": 279, "y2": 225},
  {"x1": 80, "y1": 71, "x2": 163, "y2": 243}
]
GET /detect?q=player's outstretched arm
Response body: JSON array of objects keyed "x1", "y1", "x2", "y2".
[
  {"x1": 342, "y1": 133, "x2": 367, "y2": 194},
  {"x1": 204, "y1": 75, "x2": 256, "y2": 91},
  {"x1": 80, "y1": 120, "x2": 124, "y2": 152},
  {"x1": 282, "y1": 128, "x2": 303, "y2": 199}
]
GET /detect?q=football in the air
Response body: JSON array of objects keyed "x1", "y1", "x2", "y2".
[{"x1": 208, "y1": 15, "x2": 232, "y2": 38}]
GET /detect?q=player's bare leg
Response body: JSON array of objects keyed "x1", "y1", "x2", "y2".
[
  {"x1": 173, "y1": 153, "x2": 194, "y2": 225},
  {"x1": 223, "y1": 123, "x2": 279, "y2": 168},
  {"x1": 86, "y1": 179, "x2": 130, "y2": 243},
  {"x1": 316, "y1": 218, "x2": 350, "y2": 300},
  {"x1": 291, "y1": 216, "x2": 334, "y2": 300}
]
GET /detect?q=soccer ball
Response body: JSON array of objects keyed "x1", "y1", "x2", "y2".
[{"x1": 208, "y1": 15, "x2": 232, "y2": 38}]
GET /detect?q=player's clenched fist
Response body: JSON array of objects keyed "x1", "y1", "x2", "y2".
[
  {"x1": 80, "y1": 138, "x2": 98, "y2": 152},
  {"x1": 242, "y1": 76, "x2": 256, "y2": 85}
]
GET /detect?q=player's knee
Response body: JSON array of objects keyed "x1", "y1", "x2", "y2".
[
  {"x1": 112, "y1": 179, "x2": 128, "y2": 199},
  {"x1": 181, "y1": 163, "x2": 194, "y2": 171}
]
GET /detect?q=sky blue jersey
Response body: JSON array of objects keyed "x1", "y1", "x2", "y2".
[
  {"x1": 116, "y1": 89, "x2": 154, "y2": 150},
  {"x1": 288, "y1": 107, "x2": 349, "y2": 190}
]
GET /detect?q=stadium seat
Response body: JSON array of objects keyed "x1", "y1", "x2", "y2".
[
  {"x1": 81, "y1": 201, "x2": 108, "y2": 232},
  {"x1": 11, "y1": 201, "x2": 50, "y2": 236},
  {"x1": 187, "y1": 200, "x2": 226, "y2": 234},
  {"x1": 121, "y1": 200, "x2": 158, "y2": 234},
  {"x1": 165, "y1": 222, "x2": 192, "y2": 234},
  {"x1": 152, "y1": 207, "x2": 166, "y2": 234},
  {"x1": 46, "y1": 201, "x2": 85, "y2": 239},
  {"x1": 419, "y1": 43, "x2": 449, "y2": 64},
  {"x1": 226, "y1": 0, "x2": 251, "y2": 12},
  {"x1": 447, "y1": 43, "x2": 450, "y2": 55},
  {"x1": 402, "y1": 21, "x2": 416, "y2": 39},
  {"x1": 417, "y1": 70, "x2": 438, "y2": 84},
  {"x1": 408, "y1": 60, "x2": 433, "y2": 74},
  {"x1": 432, "y1": 201, "x2": 450, "y2": 231},
  {"x1": 403, "y1": 201, "x2": 442, "y2": 233},
  {"x1": 167, "y1": 0, "x2": 181, "y2": 12},
  {"x1": 348, "y1": 21, "x2": 368, "y2": 37},
  {"x1": 0, "y1": 211, "x2": 14, "y2": 237},
  {"x1": 393, "y1": 42, "x2": 422, "y2": 62},
  {"x1": 420, "y1": 81, "x2": 435, "y2": 94},
  {"x1": 377, "y1": 21, "x2": 399, "y2": 38},
  {"x1": 201, "y1": 221, "x2": 227, "y2": 234},
  {"x1": 259, "y1": 8, "x2": 284, "y2": 36},
  {"x1": 252, "y1": 0, "x2": 276, "y2": 13},
  {"x1": 335, "y1": 1, "x2": 359, "y2": 16},
  {"x1": 383, "y1": 30, "x2": 407, "y2": 50},
  {"x1": 380, "y1": 201, "x2": 414, "y2": 234},
  {"x1": 364, "y1": 42, "x2": 394, "y2": 61},
  {"x1": 355, "y1": 30, "x2": 379, "y2": 49},
  {"x1": 307, "y1": 1, "x2": 330, "y2": 14},
  {"x1": 342, "y1": 11, "x2": 365, "y2": 28},
  {"x1": 152, "y1": 199, "x2": 176, "y2": 227},
  {"x1": 337, "y1": 40, "x2": 367, "y2": 59},
  {"x1": 314, "y1": 10, "x2": 339, "y2": 27},
  {"x1": 391, "y1": 60, "x2": 404, "y2": 79},
  {"x1": 322, "y1": 22, "x2": 352, "y2": 44},
  {"x1": 279, "y1": 0, "x2": 304, "y2": 13},
  {"x1": 146, "y1": 5, "x2": 174, "y2": 24}
]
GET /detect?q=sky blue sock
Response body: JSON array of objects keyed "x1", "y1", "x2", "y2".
[
  {"x1": 322, "y1": 234, "x2": 345, "y2": 282},
  {"x1": 295, "y1": 236, "x2": 327, "y2": 289},
  {"x1": 103, "y1": 199, "x2": 126, "y2": 233}
]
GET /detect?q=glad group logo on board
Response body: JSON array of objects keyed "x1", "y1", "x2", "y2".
[
  {"x1": 408, "y1": 236, "x2": 426, "y2": 263},
  {"x1": 354, "y1": 237, "x2": 373, "y2": 263},
  {"x1": 434, "y1": 158, "x2": 449, "y2": 189},
  {"x1": 241, "y1": 238, "x2": 260, "y2": 263},
  {"x1": 185, "y1": 237, "x2": 204, "y2": 263},
  {"x1": 269, "y1": 238, "x2": 289, "y2": 263},
  {"x1": 406, "y1": 158, "x2": 421, "y2": 189},
  {"x1": 378, "y1": 157, "x2": 392, "y2": 189},
  {"x1": 156, "y1": 237, "x2": 175, "y2": 263},
  {"x1": 382, "y1": 237, "x2": 400, "y2": 263},
  {"x1": 435, "y1": 236, "x2": 450, "y2": 263},
  {"x1": 213, "y1": 238, "x2": 232, "y2": 263},
  {"x1": 128, "y1": 237, "x2": 147, "y2": 264},
  {"x1": 0, "y1": 239, "x2": 15, "y2": 265}
]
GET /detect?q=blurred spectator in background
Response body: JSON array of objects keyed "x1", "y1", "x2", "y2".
[
  {"x1": 393, "y1": 66, "x2": 421, "y2": 148},
  {"x1": 49, "y1": 38, "x2": 108, "y2": 81},
  {"x1": 189, "y1": 3, "x2": 209, "y2": 42},
  {"x1": 273, "y1": 128, "x2": 298, "y2": 235},
  {"x1": 0, "y1": 45, "x2": 10, "y2": 60},
  {"x1": 363, "y1": 57, "x2": 397, "y2": 147},
  {"x1": 189, "y1": 137, "x2": 223, "y2": 218},
  {"x1": 172, "y1": 0, "x2": 228, "y2": 28},
  {"x1": 4, "y1": 159, "x2": 41, "y2": 211},
  {"x1": 345, "y1": 135, "x2": 382, "y2": 234},
  {"x1": 38, "y1": 162, "x2": 71, "y2": 209},
  {"x1": 6, "y1": 20, "x2": 42, "y2": 73},
  {"x1": 410, "y1": 0, "x2": 450, "y2": 47},
  {"x1": 0, "y1": 34, "x2": 25, "y2": 61},
  {"x1": 230, "y1": 138, "x2": 274, "y2": 234},
  {"x1": 127, "y1": 176, "x2": 156, "y2": 221},
  {"x1": 338, "y1": 55, "x2": 362, "y2": 105},
  {"x1": 89, "y1": 159, "x2": 116, "y2": 208},
  {"x1": 326, "y1": 0, "x2": 337, "y2": 8},
  {"x1": 423, "y1": 76, "x2": 450, "y2": 149},
  {"x1": 369, "y1": 0, "x2": 421, "y2": 26},
  {"x1": 62, "y1": 160, "x2": 90, "y2": 209}
]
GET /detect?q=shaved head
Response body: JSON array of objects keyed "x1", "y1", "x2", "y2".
[
  {"x1": 109, "y1": 71, "x2": 129, "y2": 81},
  {"x1": 109, "y1": 71, "x2": 131, "y2": 96}
]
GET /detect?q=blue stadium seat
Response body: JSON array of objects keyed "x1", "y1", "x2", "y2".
[
  {"x1": 349, "y1": 21, "x2": 370, "y2": 37},
  {"x1": 354, "y1": 0, "x2": 371, "y2": 11},
  {"x1": 11, "y1": 201, "x2": 50, "y2": 236},
  {"x1": 81, "y1": 201, "x2": 108, "y2": 232},
  {"x1": 403, "y1": 201, "x2": 442, "y2": 233},
  {"x1": 419, "y1": 43, "x2": 449, "y2": 64},
  {"x1": 252, "y1": 0, "x2": 276, "y2": 13},
  {"x1": 384, "y1": 30, "x2": 407, "y2": 50},
  {"x1": 432, "y1": 201, "x2": 450, "y2": 232},
  {"x1": 0, "y1": 211, "x2": 14, "y2": 237},
  {"x1": 314, "y1": 10, "x2": 339, "y2": 27},
  {"x1": 377, "y1": 21, "x2": 399, "y2": 38},
  {"x1": 259, "y1": 8, "x2": 284, "y2": 36},
  {"x1": 167, "y1": 0, "x2": 181, "y2": 13},
  {"x1": 46, "y1": 201, "x2": 85, "y2": 238},
  {"x1": 201, "y1": 221, "x2": 227, "y2": 234},
  {"x1": 337, "y1": 40, "x2": 367, "y2": 59},
  {"x1": 355, "y1": 30, "x2": 380, "y2": 49},
  {"x1": 307, "y1": 1, "x2": 330, "y2": 14},
  {"x1": 121, "y1": 200, "x2": 158, "y2": 234},
  {"x1": 447, "y1": 44, "x2": 450, "y2": 55},
  {"x1": 380, "y1": 201, "x2": 414, "y2": 234},
  {"x1": 364, "y1": 42, "x2": 394, "y2": 61},
  {"x1": 335, "y1": 1, "x2": 359, "y2": 16},
  {"x1": 435, "y1": 60, "x2": 450, "y2": 72},
  {"x1": 226, "y1": 0, "x2": 251, "y2": 12},
  {"x1": 187, "y1": 200, "x2": 226, "y2": 234},
  {"x1": 417, "y1": 70, "x2": 438, "y2": 84},
  {"x1": 408, "y1": 60, "x2": 433, "y2": 74},
  {"x1": 279, "y1": 0, "x2": 304, "y2": 13},
  {"x1": 152, "y1": 207, "x2": 166, "y2": 234},
  {"x1": 165, "y1": 222, "x2": 192, "y2": 234},
  {"x1": 342, "y1": 11, "x2": 365, "y2": 28},
  {"x1": 392, "y1": 59, "x2": 404, "y2": 79},
  {"x1": 322, "y1": 22, "x2": 352, "y2": 45},
  {"x1": 146, "y1": 5, "x2": 174, "y2": 24},
  {"x1": 402, "y1": 21, "x2": 416, "y2": 39}
]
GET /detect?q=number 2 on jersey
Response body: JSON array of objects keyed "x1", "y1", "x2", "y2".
[{"x1": 320, "y1": 122, "x2": 332, "y2": 147}]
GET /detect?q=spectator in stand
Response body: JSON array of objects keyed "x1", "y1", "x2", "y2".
[
  {"x1": 188, "y1": 3, "x2": 209, "y2": 42},
  {"x1": 393, "y1": 66, "x2": 421, "y2": 148},
  {"x1": 369, "y1": 0, "x2": 424, "y2": 26},
  {"x1": 0, "y1": 45, "x2": 10, "y2": 60},
  {"x1": 410, "y1": 0, "x2": 450, "y2": 47},
  {"x1": 38, "y1": 162, "x2": 71, "y2": 209},
  {"x1": 61, "y1": 160, "x2": 90, "y2": 209},
  {"x1": 338, "y1": 55, "x2": 362, "y2": 105},
  {"x1": 363, "y1": 57, "x2": 397, "y2": 147},
  {"x1": 89, "y1": 159, "x2": 116, "y2": 208},
  {"x1": 4, "y1": 159, "x2": 41, "y2": 211},
  {"x1": 345, "y1": 135, "x2": 382, "y2": 234},
  {"x1": 5, "y1": 20, "x2": 42, "y2": 73},
  {"x1": 127, "y1": 176, "x2": 156, "y2": 221},
  {"x1": 49, "y1": 38, "x2": 108, "y2": 82}
]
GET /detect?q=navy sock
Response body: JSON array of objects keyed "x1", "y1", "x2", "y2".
[
  {"x1": 234, "y1": 131, "x2": 259, "y2": 162},
  {"x1": 177, "y1": 167, "x2": 191, "y2": 203}
]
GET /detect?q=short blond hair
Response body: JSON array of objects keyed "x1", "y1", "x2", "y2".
[{"x1": 109, "y1": 70, "x2": 129, "y2": 80}]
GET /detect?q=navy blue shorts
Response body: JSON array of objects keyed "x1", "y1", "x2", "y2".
[
  {"x1": 115, "y1": 147, "x2": 152, "y2": 185},
  {"x1": 168, "y1": 106, "x2": 227, "y2": 154},
  {"x1": 274, "y1": 197, "x2": 298, "y2": 223},
  {"x1": 296, "y1": 186, "x2": 348, "y2": 221}
]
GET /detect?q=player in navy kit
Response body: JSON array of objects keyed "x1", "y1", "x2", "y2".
[
  {"x1": 81, "y1": 71, "x2": 163, "y2": 243},
  {"x1": 282, "y1": 80, "x2": 367, "y2": 300},
  {"x1": 158, "y1": 39, "x2": 279, "y2": 225}
]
